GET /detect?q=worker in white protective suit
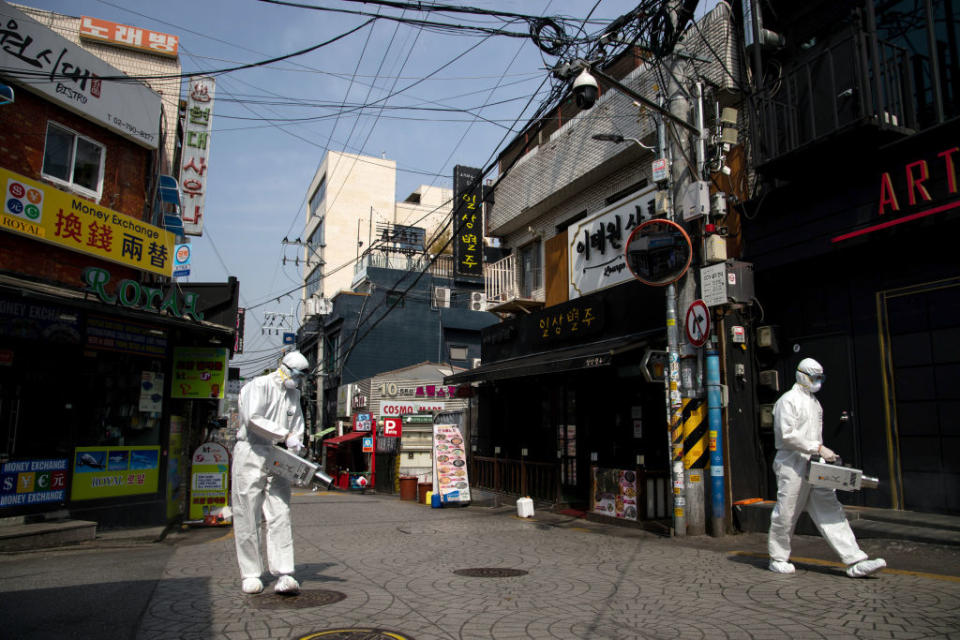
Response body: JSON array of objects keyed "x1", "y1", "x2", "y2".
[
  {"x1": 768, "y1": 358, "x2": 886, "y2": 578},
  {"x1": 232, "y1": 351, "x2": 309, "y2": 595}
]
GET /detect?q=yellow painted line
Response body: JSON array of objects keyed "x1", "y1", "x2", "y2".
[
  {"x1": 730, "y1": 551, "x2": 960, "y2": 583},
  {"x1": 212, "y1": 530, "x2": 234, "y2": 543}
]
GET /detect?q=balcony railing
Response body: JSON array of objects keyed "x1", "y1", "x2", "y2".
[
  {"x1": 353, "y1": 252, "x2": 455, "y2": 285},
  {"x1": 754, "y1": 28, "x2": 916, "y2": 170},
  {"x1": 484, "y1": 253, "x2": 543, "y2": 313}
]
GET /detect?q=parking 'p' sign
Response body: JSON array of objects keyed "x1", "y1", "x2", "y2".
[
  {"x1": 383, "y1": 417, "x2": 402, "y2": 438},
  {"x1": 685, "y1": 299, "x2": 710, "y2": 347}
]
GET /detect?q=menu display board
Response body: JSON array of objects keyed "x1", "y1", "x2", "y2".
[
  {"x1": 591, "y1": 467, "x2": 638, "y2": 521},
  {"x1": 433, "y1": 424, "x2": 470, "y2": 503}
]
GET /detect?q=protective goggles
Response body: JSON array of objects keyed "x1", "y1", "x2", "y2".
[{"x1": 802, "y1": 371, "x2": 825, "y2": 384}]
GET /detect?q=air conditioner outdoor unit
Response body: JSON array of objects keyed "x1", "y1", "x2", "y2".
[
  {"x1": 433, "y1": 286, "x2": 451, "y2": 308},
  {"x1": 469, "y1": 291, "x2": 486, "y2": 311}
]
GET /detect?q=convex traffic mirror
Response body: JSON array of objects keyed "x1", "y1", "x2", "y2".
[{"x1": 624, "y1": 219, "x2": 692, "y2": 286}]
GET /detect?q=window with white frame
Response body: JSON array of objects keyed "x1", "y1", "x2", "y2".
[{"x1": 41, "y1": 122, "x2": 105, "y2": 198}]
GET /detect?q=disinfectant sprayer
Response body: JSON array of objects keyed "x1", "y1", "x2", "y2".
[
  {"x1": 248, "y1": 415, "x2": 337, "y2": 489},
  {"x1": 807, "y1": 457, "x2": 879, "y2": 491}
]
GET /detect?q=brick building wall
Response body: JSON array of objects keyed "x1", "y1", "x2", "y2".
[
  {"x1": 0, "y1": 87, "x2": 149, "y2": 287},
  {"x1": 14, "y1": 3, "x2": 182, "y2": 173}
]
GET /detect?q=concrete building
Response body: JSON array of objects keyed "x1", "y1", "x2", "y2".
[
  {"x1": 301, "y1": 150, "x2": 453, "y2": 303},
  {"x1": 447, "y1": 4, "x2": 743, "y2": 530}
]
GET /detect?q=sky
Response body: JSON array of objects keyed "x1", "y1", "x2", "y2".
[{"x1": 17, "y1": 0, "x2": 718, "y2": 377}]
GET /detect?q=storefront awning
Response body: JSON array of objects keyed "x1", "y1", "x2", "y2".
[
  {"x1": 444, "y1": 331, "x2": 657, "y2": 385},
  {"x1": 323, "y1": 431, "x2": 366, "y2": 448}
]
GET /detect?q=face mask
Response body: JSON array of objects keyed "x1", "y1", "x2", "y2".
[{"x1": 279, "y1": 366, "x2": 304, "y2": 390}]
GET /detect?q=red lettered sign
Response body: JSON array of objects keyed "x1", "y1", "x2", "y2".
[{"x1": 383, "y1": 417, "x2": 402, "y2": 438}]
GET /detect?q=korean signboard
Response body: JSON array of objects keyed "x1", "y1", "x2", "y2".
[
  {"x1": 1, "y1": 458, "x2": 68, "y2": 509},
  {"x1": 189, "y1": 442, "x2": 230, "y2": 525},
  {"x1": 452, "y1": 165, "x2": 483, "y2": 277},
  {"x1": 568, "y1": 186, "x2": 657, "y2": 299},
  {"x1": 180, "y1": 77, "x2": 215, "y2": 236},
  {"x1": 71, "y1": 446, "x2": 160, "y2": 500},
  {"x1": 79, "y1": 16, "x2": 179, "y2": 58},
  {"x1": 0, "y1": 2, "x2": 161, "y2": 148},
  {"x1": 1, "y1": 168, "x2": 175, "y2": 276},
  {"x1": 171, "y1": 347, "x2": 228, "y2": 399}
]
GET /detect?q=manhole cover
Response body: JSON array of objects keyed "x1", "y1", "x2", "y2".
[
  {"x1": 453, "y1": 568, "x2": 528, "y2": 578},
  {"x1": 248, "y1": 589, "x2": 347, "y2": 609},
  {"x1": 299, "y1": 629, "x2": 414, "y2": 640}
]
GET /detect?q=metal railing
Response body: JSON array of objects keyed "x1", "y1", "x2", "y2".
[
  {"x1": 469, "y1": 456, "x2": 559, "y2": 503},
  {"x1": 353, "y1": 252, "x2": 455, "y2": 278},
  {"x1": 755, "y1": 29, "x2": 916, "y2": 166},
  {"x1": 485, "y1": 253, "x2": 520, "y2": 304}
]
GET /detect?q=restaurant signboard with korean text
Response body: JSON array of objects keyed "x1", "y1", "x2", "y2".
[
  {"x1": 0, "y1": 2, "x2": 161, "y2": 148},
  {"x1": 568, "y1": 186, "x2": 657, "y2": 298},
  {"x1": 1, "y1": 168, "x2": 175, "y2": 276},
  {"x1": 452, "y1": 165, "x2": 483, "y2": 277},
  {"x1": 180, "y1": 77, "x2": 215, "y2": 236}
]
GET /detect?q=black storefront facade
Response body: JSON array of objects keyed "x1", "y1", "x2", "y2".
[
  {"x1": 0, "y1": 271, "x2": 238, "y2": 528},
  {"x1": 745, "y1": 117, "x2": 960, "y2": 515},
  {"x1": 447, "y1": 278, "x2": 678, "y2": 521}
]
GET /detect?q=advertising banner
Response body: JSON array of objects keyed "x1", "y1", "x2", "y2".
[
  {"x1": 0, "y1": 2, "x2": 161, "y2": 148},
  {"x1": 166, "y1": 416, "x2": 184, "y2": 521},
  {"x1": 0, "y1": 458, "x2": 68, "y2": 509},
  {"x1": 85, "y1": 315, "x2": 167, "y2": 357},
  {"x1": 189, "y1": 442, "x2": 230, "y2": 525},
  {"x1": 71, "y1": 446, "x2": 160, "y2": 500},
  {"x1": 591, "y1": 467, "x2": 638, "y2": 521},
  {"x1": 172, "y1": 243, "x2": 191, "y2": 277},
  {"x1": 171, "y1": 347, "x2": 227, "y2": 399},
  {"x1": 1, "y1": 168, "x2": 175, "y2": 276},
  {"x1": 433, "y1": 423, "x2": 470, "y2": 503},
  {"x1": 139, "y1": 371, "x2": 164, "y2": 414}
]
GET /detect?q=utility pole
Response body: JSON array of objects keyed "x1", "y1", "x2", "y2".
[{"x1": 658, "y1": 89, "x2": 687, "y2": 538}]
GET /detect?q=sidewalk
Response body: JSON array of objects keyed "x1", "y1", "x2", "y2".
[{"x1": 2, "y1": 491, "x2": 959, "y2": 640}]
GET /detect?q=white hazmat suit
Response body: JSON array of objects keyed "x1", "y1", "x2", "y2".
[
  {"x1": 768, "y1": 358, "x2": 886, "y2": 578},
  {"x1": 232, "y1": 351, "x2": 309, "y2": 594}
]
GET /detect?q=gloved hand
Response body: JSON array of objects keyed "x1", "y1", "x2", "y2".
[
  {"x1": 818, "y1": 444, "x2": 838, "y2": 462},
  {"x1": 286, "y1": 435, "x2": 303, "y2": 456}
]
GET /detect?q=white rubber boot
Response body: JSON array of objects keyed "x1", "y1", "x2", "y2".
[
  {"x1": 846, "y1": 558, "x2": 886, "y2": 578},
  {"x1": 769, "y1": 560, "x2": 796, "y2": 574},
  {"x1": 274, "y1": 574, "x2": 301, "y2": 594},
  {"x1": 241, "y1": 577, "x2": 263, "y2": 594}
]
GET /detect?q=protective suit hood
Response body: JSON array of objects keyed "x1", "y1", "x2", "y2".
[
  {"x1": 796, "y1": 357, "x2": 825, "y2": 393},
  {"x1": 278, "y1": 351, "x2": 310, "y2": 390}
]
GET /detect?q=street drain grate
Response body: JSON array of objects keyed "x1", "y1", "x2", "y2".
[
  {"x1": 248, "y1": 589, "x2": 347, "y2": 609},
  {"x1": 453, "y1": 567, "x2": 528, "y2": 578},
  {"x1": 298, "y1": 629, "x2": 414, "y2": 640}
]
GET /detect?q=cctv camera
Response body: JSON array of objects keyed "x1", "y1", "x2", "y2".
[{"x1": 572, "y1": 69, "x2": 599, "y2": 110}]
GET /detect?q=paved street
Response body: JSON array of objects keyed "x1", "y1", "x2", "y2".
[{"x1": 2, "y1": 491, "x2": 960, "y2": 640}]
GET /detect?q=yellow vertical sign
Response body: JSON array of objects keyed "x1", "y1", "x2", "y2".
[{"x1": 0, "y1": 168, "x2": 175, "y2": 276}]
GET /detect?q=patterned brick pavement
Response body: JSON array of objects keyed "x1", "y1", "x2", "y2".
[{"x1": 136, "y1": 492, "x2": 960, "y2": 640}]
